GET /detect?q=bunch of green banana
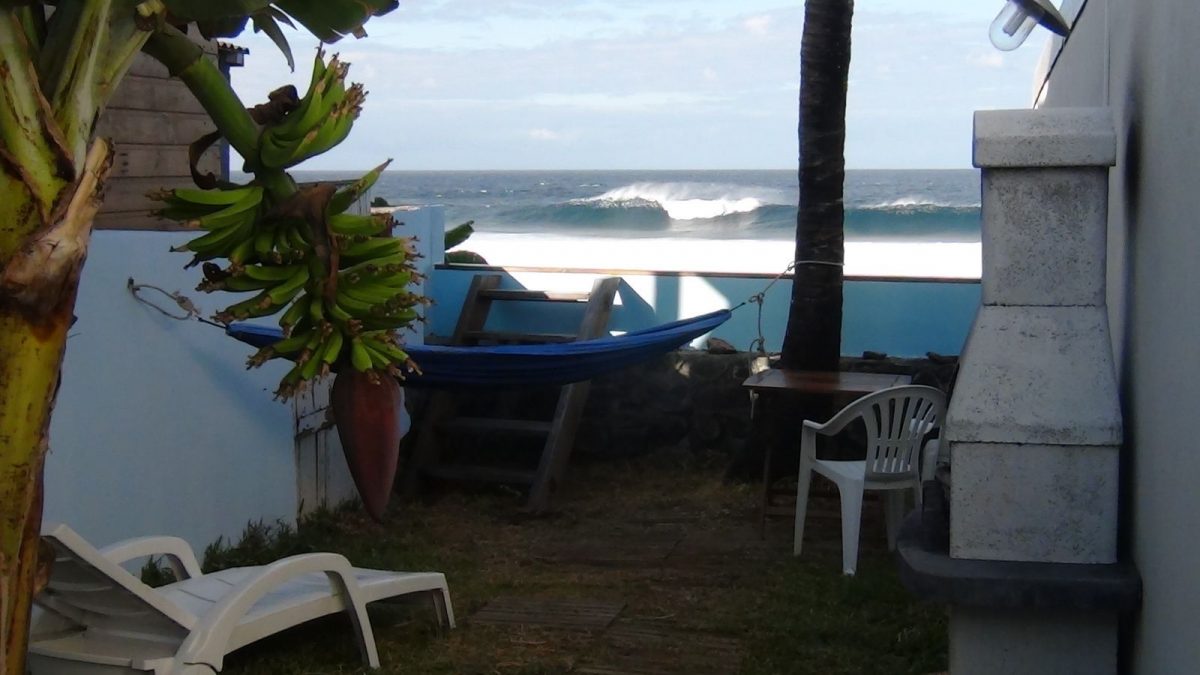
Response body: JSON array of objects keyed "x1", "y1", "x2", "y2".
[
  {"x1": 258, "y1": 48, "x2": 366, "y2": 170},
  {"x1": 235, "y1": 162, "x2": 424, "y2": 397},
  {"x1": 152, "y1": 184, "x2": 265, "y2": 265}
]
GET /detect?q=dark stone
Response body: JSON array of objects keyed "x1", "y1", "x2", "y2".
[
  {"x1": 706, "y1": 337, "x2": 737, "y2": 354},
  {"x1": 896, "y1": 513, "x2": 1142, "y2": 612},
  {"x1": 919, "y1": 480, "x2": 950, "y2": 552}
]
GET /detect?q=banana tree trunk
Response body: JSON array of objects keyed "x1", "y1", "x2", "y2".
[{"x1": 0, "y1": 140, "x2": 111, "y2": 674}]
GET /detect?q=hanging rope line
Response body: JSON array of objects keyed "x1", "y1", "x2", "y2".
[
  {"x1": 130, "y1": 257, "x2": 841, "y2": 358},
  {"x1": 127, "y1": 278, "x2": 224, "y2": 328},
  {"x1": 732, "y1": 259, "x2": 844, "y2": 355}
]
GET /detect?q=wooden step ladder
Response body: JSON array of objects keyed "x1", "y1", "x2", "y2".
[{"x1": 402, "y1": 274, "x2": 621, "y2": 511}]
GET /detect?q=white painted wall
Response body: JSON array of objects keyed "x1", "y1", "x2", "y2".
[
  {"x1": 1041, "y1": 1, "x2": 1200, "y2": 671},
  {"x1": 46, "y1": 231, "x2": 297, "y2": 552}
]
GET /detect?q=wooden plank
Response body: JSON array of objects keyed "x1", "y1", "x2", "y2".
[
  {"x1": 478, "y1": 289, "x2": 590, "y2": 303},
  {"x1": 92, "y1": 211, "x2": 184, "y2": 232},
  {"x1": 471, "y1": 597, "x2": 624, "y2": 631},
  {"x1": 112, "y1": 143, "x2": 220, "y2": 180},
  {"x1": 107, "y1": 75, "x2": 206, "y2": 115},
  {"x1": 526, "y1": 277, "x2": 621, "y2": 511},
  {"x1": 100, "y1": 176, "x2": 197, "y2": 214},
  {"x1": 127, "y1": 53, "x2": 173, "y2": 79},
  {"x1": 577, "y1": 620, "x2": 742, "y2": 675},
  {"x1": 450, "y1": 274, "x2": 501, "y2": 342},
  {"x1": 95, "y1": 109, "x2": 217, "y2": 146},
  {"x1": 441, "y1": 417, "x2": 553, "y2": 436},
  {"x1": 423, "y1": 465, "x2": 536, "y2": 485},
  {"x1": 125, "y1": 32, "x2": 215, "y2": 78}
]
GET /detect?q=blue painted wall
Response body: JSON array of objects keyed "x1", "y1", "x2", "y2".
[
  {"x1": 426, "y1": 267, "x2": 979, "y2": 358},
  {"x1": 47, "y1": 231, "x2": 298, "y2": 550}
]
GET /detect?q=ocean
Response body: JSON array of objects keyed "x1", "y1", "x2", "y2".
[{"x1": 276, "y1": 169, "x2": 983, "y2": 278}]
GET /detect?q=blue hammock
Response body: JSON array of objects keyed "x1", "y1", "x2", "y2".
[{"x1": 227, "y1": 309, "x2": 732, "y2": 388}]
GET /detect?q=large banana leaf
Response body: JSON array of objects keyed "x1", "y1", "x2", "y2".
[
  {"x1": 274, "y1": 0, "x2": 398, "y2": 41},
  {"x1": 161, "y1": 0, "x2": 397, "y2": 43}
]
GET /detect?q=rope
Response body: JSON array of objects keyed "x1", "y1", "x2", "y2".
[
  {"x1": 130, "y1": 257, "x2": 843, "y2": 356},
  {"x1": 127, "y1": 278, "x2": 224, "y2": 329},
  {"x1": 733, "y1": 259, "x2": 843, "y2": 355}
]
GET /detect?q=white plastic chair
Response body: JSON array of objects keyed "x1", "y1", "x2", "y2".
[
  {"x1": 29, "y1": 523, "x2": 455, "y2": 674},
  {"x1": 793, "y1": 385, "x2": 947, "y2": 575}
]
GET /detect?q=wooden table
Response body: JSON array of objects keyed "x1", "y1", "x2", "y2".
[{"x1": 742, "y1": 369, "x2": 913, "y2": 531}]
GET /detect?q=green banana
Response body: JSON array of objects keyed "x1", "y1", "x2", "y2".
[
  {"x1": 339, "y1": 254, "x2": 411, "y2": 278},
  {"x1": 242, "y1": 263, "x2": 304, "y2": 282},
  {"x1": 329, "y1": 213, "x2": 390, "y2": 237},
  {"x1": 212, "y1": 275, "x2": 275, "y2": 293},
  {"x1": 339, "y1": 236, "x2": 406, "y2": 262},
  {"x1": 170, "y1": 185, "x2": 261, "y2": 206},
  {"x1": 271, "y1": 327, "x2": 317, "y2": 356},
  {"x1": 157, "y1": 201, "x2": 222, "y2": 221},
  {"x1": 215, "y1": 290, "x2": 272, "y2": 324},
  {"x1": 319, "y1": 328, "x2": 344, "y2": 366},
  {"x1": 298, "y1": 345, "x2": 324, "y2": 380},
  {"x1": 349, "y1": 338, "x2": 373, "y2": 372},
  {"x1": 228, "y1": 237, "x2": 257, "y2": 266},
  {"x1": 188, "y1": 188, "x2": 263, "y2": 231},
  {"x1": 337, "y1": 283, "x2": 399, "y2": 307},
  {"x1": 325, "y1": 301, "x2": 354, "y2": 324},
  {"x1": 253, "y1": 226, "x2": 277, "y2": 259},
  {"x1": 173, "y1": 219, "x2": 253, "y2": 257},
  {"x1": 267, "y1": 266, "x2": 311, "y2": 305},
  {"x1": 363, "y1": 334, "x2": 410, "y2": 363},
  {"x1": 273, "y1": 228, "x2": 296, "y2": 262},
  {"x1": 308, "y1": 291, "x2": 327, "y2": 323},
  {"x1": 361, "y1": 341, "x2": 391, "y2": 369},
  {"x1": 279, "y1": 292, "x2": 311, "y2": 332},
  {"x1": 333, "y1": 292, "x2": 377, "y2": 317}
]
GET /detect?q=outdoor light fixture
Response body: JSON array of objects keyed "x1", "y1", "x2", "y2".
[{"x1": 989, "y1": 0, "x2": 1071, "y2": 51}]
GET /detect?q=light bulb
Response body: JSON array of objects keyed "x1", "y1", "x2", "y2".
[{"x1": 989, "y1": 0, "x2": 1071, "y2": 51}]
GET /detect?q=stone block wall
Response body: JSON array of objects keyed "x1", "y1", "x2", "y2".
[{"x1": 403, "y1": 349, "x2": 958, "y2": 473}]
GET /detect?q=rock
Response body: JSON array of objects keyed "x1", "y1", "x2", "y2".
[{"x1": 706, "y1": 337, "x2": 737, "y2": 354}]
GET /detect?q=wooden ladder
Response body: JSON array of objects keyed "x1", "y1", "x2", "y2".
[{"x1": 402, "y1": 274, "x2": 621, "y2": 511}]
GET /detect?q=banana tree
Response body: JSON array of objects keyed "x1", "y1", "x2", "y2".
[{"x1": 0, "y1": 1, "x2": 407, "y2": 670}]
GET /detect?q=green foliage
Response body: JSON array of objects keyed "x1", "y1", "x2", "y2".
[
  {"x1": 443, "y1": 220, "x2": 474, "y2": 250},
  {"x1": 201, "y1": 519, "x2": 311, "y2": 572},
  {"x1": 159, "y1": 0, "x2": 399, "y2": 63},
  {"x1": 370, "y1": 196, "x2": 390, "y2": 207},
  {"x1": 739, "y1": 557, "x2": 948, "y2": 674}
]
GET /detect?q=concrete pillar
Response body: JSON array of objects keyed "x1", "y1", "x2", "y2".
[{"x1": 946, "y1": 108, "x2": 1121, "y2": 673}]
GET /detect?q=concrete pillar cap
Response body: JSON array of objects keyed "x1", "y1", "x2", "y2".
[{"x1": 974, "y1": 107, "x2": 1116, "y2": 168}]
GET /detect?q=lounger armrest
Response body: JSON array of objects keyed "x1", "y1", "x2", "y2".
[
  {"x1": 177, "y1": 553, "x2": 368, "y2": 671},
  {"x1": 100, "y1": 536, "x2": 203, "y2": 581}
]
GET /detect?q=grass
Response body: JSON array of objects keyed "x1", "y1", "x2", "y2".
[{"x1": 198, "y1": 453, "x2": 946, "y2": 674}]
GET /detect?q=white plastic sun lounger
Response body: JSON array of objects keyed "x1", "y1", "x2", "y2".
[{"x1": 29, "y1": 523, "x2": 455, "y2": 674}]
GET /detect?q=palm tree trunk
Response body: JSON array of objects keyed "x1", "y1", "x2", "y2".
[
  {"x1": 0, "y1": 139, "x2": 111, "y2": 674},
  {"x1": 780, "y1": 0, "x2": 853, "y2": 370}
]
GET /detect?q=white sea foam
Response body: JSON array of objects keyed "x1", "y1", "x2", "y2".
[
  {"x1": 586, "y1": 182, "x2": 785, "y2": 220},
  {"x1": 463, "y1": 232, "x2": 981, "y2": 279},
  {"x1": 860, "y1": 196, "x2": 980, "y2": 210}
]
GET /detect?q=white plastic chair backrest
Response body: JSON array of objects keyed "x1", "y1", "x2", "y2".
[
  {"x1": 37, "y1": 523, "x2": 196, "y2": 640},
  {"x1": 849, "y1": 385, "x2": 946, "y2": 481}
]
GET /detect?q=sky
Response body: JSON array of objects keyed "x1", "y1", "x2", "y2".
[{"x1": 228, "y1": 1, "x2": 1051, "y2": 171}]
